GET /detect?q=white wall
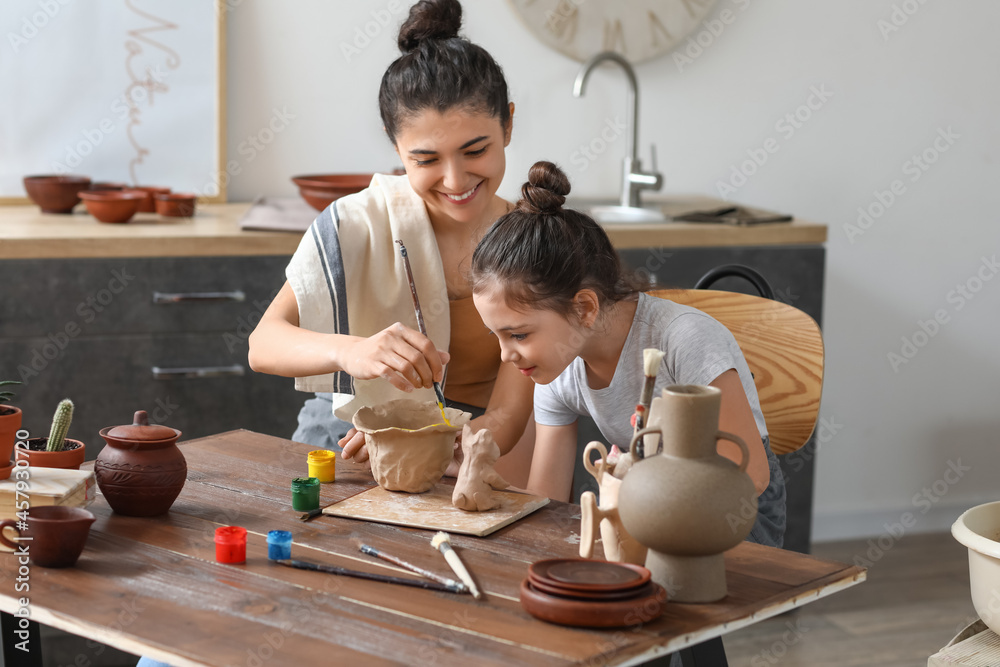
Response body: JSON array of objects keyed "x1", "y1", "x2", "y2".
[{"x1": 227, "y1": 0, "x2": 1000, "y2": 541}]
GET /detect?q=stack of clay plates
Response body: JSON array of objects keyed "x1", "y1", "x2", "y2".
[{"x1": 520, "y1": 558, "x2": 666, "y2": 627}]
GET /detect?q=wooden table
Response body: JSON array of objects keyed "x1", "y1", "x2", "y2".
[{"x1": 0, "y1": 431, "x2": 864, "y2": 666}]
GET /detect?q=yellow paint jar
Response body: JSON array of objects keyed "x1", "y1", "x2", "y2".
[{"x1": 307, "y1": 449, "x2": 336, "y2": 483}]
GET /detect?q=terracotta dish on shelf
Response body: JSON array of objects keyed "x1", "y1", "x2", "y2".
[
  {"x1": 154, "y1": 193, "x2": 197, "y2": 217},
  {"x1": 131, "y1": 185, "x2": 171, "y2": 213},
  {"x1": 79, "y1": 190, "x2": 146, "y2": 223},
  {"x1": 291, "y1": 174, "x2": 374, "y2": 211},
  {"x1": 23, "y1": 175, "x2": 92, "y2": 213}
]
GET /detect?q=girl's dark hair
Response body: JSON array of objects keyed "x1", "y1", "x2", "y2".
[
  {"x1": 470, "y1": 161, "x2": 647, "y2": 315},
  {"x1": 379, "y1": 0, "x2": 511, "y2": 144}
]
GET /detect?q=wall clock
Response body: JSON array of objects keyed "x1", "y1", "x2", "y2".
[{"x1": 507, "y1": 0, "x2": 721, "y2": 64}]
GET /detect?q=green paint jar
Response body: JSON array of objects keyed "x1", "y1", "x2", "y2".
[{"x1": 291, "y1": 476, "x2": 320, "y2": 511}]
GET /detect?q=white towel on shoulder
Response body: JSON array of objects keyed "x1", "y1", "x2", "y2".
[{"x1": 285, "y1": 174, "x2": 449, "y2": 421}]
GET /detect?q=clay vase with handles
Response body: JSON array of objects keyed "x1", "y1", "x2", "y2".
[
  {"x1": 96, "y1": 410, "x2": 186, "y2": 517},
  {"x1": 578, "y1": 441, "x2": 647, "y2": 565},
  {"x1": 617, "y1": 385, "x2": 758, "y2": 603}
]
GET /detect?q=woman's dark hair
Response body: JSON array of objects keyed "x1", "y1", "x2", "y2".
[
  {"x1": 470, "y1": 161, "x2": 647, "y2": 316},
  {"x1": 379, "y1": 0, "x2": 511, "y2": 144}
]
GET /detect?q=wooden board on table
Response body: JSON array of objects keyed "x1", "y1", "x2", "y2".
[{"x1": 323, "y1": 484, "x2": 550, "y2": 537}]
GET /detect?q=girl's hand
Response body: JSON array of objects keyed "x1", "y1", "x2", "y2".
[
  {"x1": 340, "y1": 323, "x2": 450, "y2": 392},
  {"x1": 339, "y1": 428, "x2": 368, "y2": 462}
]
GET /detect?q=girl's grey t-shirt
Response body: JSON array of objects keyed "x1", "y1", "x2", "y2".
[{"x1": 533, "y1": 292, "x2": 767, "y2": 448}]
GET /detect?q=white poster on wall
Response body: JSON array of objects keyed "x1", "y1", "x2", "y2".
[{"x1": 0, "y1": 0, "x2": 223, "y2": 200}]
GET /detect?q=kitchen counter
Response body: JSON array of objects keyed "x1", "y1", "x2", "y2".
[{"x1": 0, "y1": 196, "x2": 826, "y2": 260}]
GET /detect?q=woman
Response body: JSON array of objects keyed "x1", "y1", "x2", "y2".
[{"x1": 248, "y1": 0, "x2": 535, "y2": 483}]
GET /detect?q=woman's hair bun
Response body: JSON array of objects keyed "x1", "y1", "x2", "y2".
[
  {"x1": 518, "y1": 161, "x2": 571, "y2": 215},
  {"x1": 398, "y1": 0, "x2": 463, "y2": 52}
]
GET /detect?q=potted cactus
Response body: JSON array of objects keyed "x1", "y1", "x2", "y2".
[
  {"x1": 0, "y1": 381, "x2": 22, "y2": 478},
  {"x1": 16, "y1": 398, "x2": 86, "y2": 470}
]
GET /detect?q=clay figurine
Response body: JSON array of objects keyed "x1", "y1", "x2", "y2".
[{"x1": 452, "y1": 425, "x2": 508, "y2": 511}]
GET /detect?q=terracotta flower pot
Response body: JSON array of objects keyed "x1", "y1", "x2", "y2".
[
  {"x1": 79, "y1": 190, "x2": 146, "y2": 223},
  {"x1": 23, "y1": 175, "x2": 92, "y2": 213},
  {"x1": 0, "y1": 406, "x2": 22, "y2": 480},
  {"x1": 154, "y1": 192, "x2": 197, "y2": 217},
  {"x1": 15, "y1": 437, "x2": 86, "y2": 470},
  {"x1": 96, "y1": 410, "x2": 186, "y2": 517}
]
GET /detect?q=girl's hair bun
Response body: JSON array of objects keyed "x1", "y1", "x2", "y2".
[
  {"x1": 398, "y1": 0, "x2": 463, "y2": 53},
  {"x1": 518, "y1": 161, "x2": 571, "y2": 215}
]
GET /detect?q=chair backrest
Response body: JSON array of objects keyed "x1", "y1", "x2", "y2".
[{"x1": 647, "y1": 289, "x2": 824, "y2": 455}]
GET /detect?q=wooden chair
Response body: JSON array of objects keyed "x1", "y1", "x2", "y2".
[{"x1": 646, "y1": 288, "x2": 824, "y2": 455}]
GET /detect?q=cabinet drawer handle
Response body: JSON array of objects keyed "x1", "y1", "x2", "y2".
[
  {"x1": 151, "y1": 365, "x2": 245, "y2": 380},
  {"x1": 152, "y1": 291, "x2": 246, "y2": 304}
]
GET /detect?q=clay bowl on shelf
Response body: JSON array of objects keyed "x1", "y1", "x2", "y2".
[
  {"x1": 291, "y1": 174, "x2": 374, "y2": 212},
  {"x1": 79, "y1": 190, "x2": 146, "y2": 224},
  {"x1": 131, "y1": 185, "x2": 171, "y2": 213},
  {"x1": 87, "y1": 182, "x2": 129, "y2": 192},
  {"x1": 23, "y1": 175, "x2": 92, "y2": 213},
  {"x1": 154, "y1": 193, "x2": 197, "y2": 217}
]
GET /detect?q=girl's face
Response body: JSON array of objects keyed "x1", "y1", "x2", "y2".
[
  {"x1": 394, "y1": 105, "x2": 512, "y2": 228},
  {"x1": 473, "y1": 284, "x2": 591, "y2": 385}
]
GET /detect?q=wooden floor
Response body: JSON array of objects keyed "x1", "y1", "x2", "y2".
[
  {"x1": 723, "y1": 532, "x2": 977, "y2": 667},
  {"x1": 15, "y1": 531, "x2": 977, "y2": 667}
]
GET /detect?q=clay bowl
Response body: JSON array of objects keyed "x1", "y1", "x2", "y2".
[
  {"x1": 291, "y1": 174, "x2": 373, "y2": 211},
  {"x1": 528, "y1": 559, "x2": 651, "y2": 594},
  {"x1": 23, "y1": 175, "x2": 92, "y2": 213},
  {"x1": 353, "y1": 399, "x2": 471, "y2": 493},
  {"x1": 87, "y1": 182, "x2": 129, "y2": 192},
  {"x1": 519, "y1": 579, "x2": 666, "y2": 628},
  {"x1": 154, "y1": 193, "x2": 197, "y2": 217},
  {"x1": 79, "y1": 190, "x2": 146, "y2": 223},
  {"x1": 131, "y1": 185, "x2": 171, "y2": 213},
  {"x1": 953, "y1": 501, "x2": 1000, "y2": 635}
]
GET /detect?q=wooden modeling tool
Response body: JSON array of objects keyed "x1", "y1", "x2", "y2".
[
  {"x1": 395, "y1": 240, "x2": 451, "y2": 426},
  {"x1": 431, "y1": 531, "x2": 482, "y2": 599},
  {"x1": 632, "y1": 348, "x2": 665, "y2": 459},
  {"x1": 273, "y1": 558, "x2": 459, "y2": 592},
  {"x1": 357, "y1": 541, "x2": 468, "y2": 593}
]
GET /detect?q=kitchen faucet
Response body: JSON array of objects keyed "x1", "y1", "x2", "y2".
[{"x1": 573, "y1": 51, "x2": 663, "y2": 209}]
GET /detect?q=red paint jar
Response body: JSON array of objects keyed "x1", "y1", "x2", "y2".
[{"x1": 215, "y1": 526, "x2": 247, "y2": 564}]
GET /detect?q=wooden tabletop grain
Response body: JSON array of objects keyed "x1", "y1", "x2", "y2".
[{"x1": 0, "y1": 430, "x2": 864, "y2": 666}]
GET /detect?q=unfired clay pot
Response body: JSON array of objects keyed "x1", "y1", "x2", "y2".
[
  {"x1": 579, "y1": 441, "x2": 647, "y2": 565},
  {"x1": 617, "y1": 385, "x2": 758, "y2": 603},
  {"x1": 96, "y1": 410, "x2": 186, "y2": 516},
  {"x1": 353, "y1": 399, "x2": 470, "y2": 493}
]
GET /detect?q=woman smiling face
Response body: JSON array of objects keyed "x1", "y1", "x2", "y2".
[{"x1": 394, "y1": 104, "x2": 512, "y2": 229}]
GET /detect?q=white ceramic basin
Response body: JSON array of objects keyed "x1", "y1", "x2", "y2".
[
  {"x1": 587, "y1": 205, "x2": 667, "y2": 224},
  {"x1": 952, "y1": 501, "x2": 1000, "y2": 635}
]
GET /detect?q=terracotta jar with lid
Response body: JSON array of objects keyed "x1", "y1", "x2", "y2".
[{"x1": 95, "y1": 410, "x2": 186, "y2": 516}]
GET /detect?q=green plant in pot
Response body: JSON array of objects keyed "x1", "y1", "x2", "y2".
[
  {"x1": 0, "y1": 381, "x2": 22, "y2": 479},
  {"x1": 17, "y1": 399, "x2": 86, "y2": 470}
]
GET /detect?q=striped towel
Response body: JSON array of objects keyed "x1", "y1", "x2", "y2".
[{"x1": 285, "y1": 174, "x2": 449, "y2": 421}]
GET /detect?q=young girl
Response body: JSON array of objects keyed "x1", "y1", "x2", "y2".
[
  {"x1": 470, "y1": 161, "x2": 786, "y2": 547},
  {"x1": 248, "y1": 0, "x2": 535, "y2": 483}
]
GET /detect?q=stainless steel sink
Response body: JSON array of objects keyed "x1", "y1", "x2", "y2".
[{"x1": 587, "y1": 204, "x2": 667, "y2": 225}]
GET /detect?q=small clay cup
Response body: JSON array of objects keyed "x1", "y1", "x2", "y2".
[
  {"x1": 0, "y1": 506, "x2": 96, "y2": 568},
  {"x1": 15, "y1": 437, "x2": 86, "y2": 470},
  {"x1": 23, "y1": 175, "x2": 92, "y2": 213},
  {"x1": 131, "y1": 186, "x2": 171, "y2": 212},
  {"x1": 154, "y1": 192, "x2": 197, "y2": 217},
  {"x1": 354, "y1": 399, "x2": 471, "y2": 493},
  {"x1": 79, "y1": 190, "x2": 146, "y2": 223}
]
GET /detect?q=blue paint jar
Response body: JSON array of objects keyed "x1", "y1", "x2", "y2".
[{"x1": 267, "y1": 530, "x2": 292, "y2": 561}]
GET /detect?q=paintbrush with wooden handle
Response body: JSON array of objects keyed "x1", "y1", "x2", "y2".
[{"x1": 431, "y1": 531, "x2": 482, "y2": 600}]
